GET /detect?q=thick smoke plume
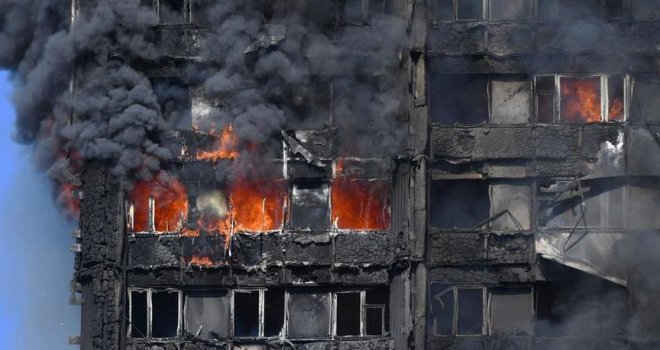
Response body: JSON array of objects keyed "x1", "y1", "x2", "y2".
[{"x1": 0, "y1": 0, "x2": 409, "y2": 216}]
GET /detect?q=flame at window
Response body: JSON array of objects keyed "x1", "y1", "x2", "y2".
[
  {"x1": 331, "y1": 178, "x2": 391, "y2": 230},
  {"x1": 196, "y1": 125, "x2": 238, "y2": 160},
  {"x1": 130, "y1": 173, "x2": 189, "y2": 233},
  {"x1": 561, "y1": 77, "x2": 601, "y2": 123},
  {"x1": 231, "y1": 178, "x2": 286, "y2": 232}
]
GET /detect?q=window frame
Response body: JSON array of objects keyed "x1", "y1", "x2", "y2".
[
  {"x1": 430, "y1": 73, "x2": 532, "y2": 125},
  {"x1": 431, "y1": 285, "x2": 487, "y2": 337},
  {"x1": 284, "y1": 289, "x2": 390, "y2": 340},
  {"x1": 534, "y1": 74, "x2": 629, "y2": 124},
  {"x1": 486, "y1": 286, "x2": 534, "y2": 336},
  {"x1": 139, "y1": 0, "x2": 193, "y2": 25},
  {"x1": 232, "y1": 289, "x2": 267, "y2": 339},
  {"x1": 431, "y1": 285, "x2": 534, "y2": 337},
  {"x1": 127, "y1": 288, "x2": 183, "y2": 340}
]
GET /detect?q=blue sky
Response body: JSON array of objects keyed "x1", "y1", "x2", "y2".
[{"x1": 0, "y1": 71, "x2": 80, "y2": 349}]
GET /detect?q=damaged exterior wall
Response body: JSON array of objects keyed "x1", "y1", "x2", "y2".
[{"x1": 72, "y1": 0, "x2": 660, "y2": 349}]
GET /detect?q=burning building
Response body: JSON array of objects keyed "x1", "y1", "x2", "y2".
[{"x1": 3, "y1": 0, "x2": 660, "y2": 349}]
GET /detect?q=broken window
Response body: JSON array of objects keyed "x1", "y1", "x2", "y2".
[
  {"x1": 234, "y1": 291, "x2": 260, "y2": 337},
  {"x1": 158, "y1": 0, "x2": 190, "y2": 24},
  {"x1": 430, "y1": 285, "x2": 485, "y2": 336},
  {"x1": 365, "y1": 289, "x2": 389, "y2": 336},
  {"x1": 185, "y1": 291, "x2": 230, "y2": 340},
  {"x1": 129, "y1": 290, "x2": 148, "y2": 338},
  {"x1": 489, "y1": 0, "x2": 531, "y2": 20},
  {"x1": 491, "y1": 79, "x2": 531, "y2": 124},
  {"x1": 535, "y1": 75, "x2": 626, "y2": 123},
  {"x1": 287, "y1": 292, "x2": 332, "y2": 339},
  {"x1": 539, "y1": 180, "x2": 625, "y2": 228},
  {"x1": 264, "y1": 289, "x2": 285, "y2": 337},
  {"x1": 490, "y1": 183, "x2": 532, "y2": 230},
  {"x1": 488, "y1": 288, "x2": 533, "y2": 335},
  {"x1": 152, "y1": 290, "x2": 181, "y2": 338},
  {"x1": 128, "y1": 288, "x2": 181, "y2": 339},
  {"x1": 331, "y1": 178, "x2": 391, "y2": 230},
  {"x1": 232, "y1": 289, "x2": 285, "y2": 338},
  {"x1": 289, "y1": 182, "x2": 330, "y2": 231},
  {"x1": 128, "y1": 174, "x2": 189, "y2": 233},
  {"x1": 336, "y1": 292, "x2": 361, "y2": 336},
  {"x1": 631, "y1": 77, "x2": 660, "y2": 122},
  {"x1": 431, "y1": 74, "x2": 489, "y2": 124},
  {"x1": 430, "y1": 180, "x2": 490, "y2": 229}
]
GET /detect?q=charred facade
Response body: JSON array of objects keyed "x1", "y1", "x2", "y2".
[{"x1": 25, "y1": 0, "x2": 660, "y2": 349}]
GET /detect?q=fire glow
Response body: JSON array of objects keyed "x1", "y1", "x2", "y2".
[
  {"x1": 130, "y1": 174, "x2": 189, "y2": 233},
  {"x1": 231, "y1": 178, "x2": 286, "y2": 233},
  {"x1": 196, "y1": 125, "x2": 238, "y2": 160},
  {"x1": 561, "y1": 77, "x2": 602, "y2": 123},
  {"x1": 560, "y1": 77, "x2": 624, "y2": 123}
]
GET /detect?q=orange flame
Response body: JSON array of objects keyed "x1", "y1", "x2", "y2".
[
  {"x1": 561, "y1": 78, "x2": 601, "y2": 123},
  {"x1": 59, "y1": 183, "x2": 81, "y2": 220},
  {"x1": 231, "y1": 178, "x2": 286, "y2": 232},
  {"x1": 331, "y1": 178, "x2": 391, "y2": 230},
  {"x1": 188, "y1": 256, "x2": 214, "y2": 266},
  {"x1": 609, "y1": 98, "x2": 624, "y2": 121},
  {"x1": 197, "y1": 125, "x2": 238, "y2": 160},
  {"x1": 130, "y1": 173, "x2": 189, "y2": 233}
]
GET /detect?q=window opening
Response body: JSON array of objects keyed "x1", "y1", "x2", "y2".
[
  {"x1": 128, "y1": 288, "x2": 181, "y2": 339},
  {"x1": 336, "y1": 292, "x2": 362, "y2": 336},
  {"x1": 234, "y1": 291, "x2": 260, "y2": 337}
]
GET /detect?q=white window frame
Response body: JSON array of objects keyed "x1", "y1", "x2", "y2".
[
  {"x1": 127, "y1": 288, "x2": 183, "y2": 340},
  {"x1": 534, "y1": 74, "x2": 630, "y2": 123},
  {"x1": 127, "y1": 195, "x2": 157, "y2": 233},
  {"x1": 284, "y1": 289, "x2": 389, "y2": 340},
  {"x1": 232, "y1": 289, "x2": 267, "y2": 338}
]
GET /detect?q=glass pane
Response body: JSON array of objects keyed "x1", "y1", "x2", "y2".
[
  {"x1": 490, "y1": 288, "x2": 533, "y2": 335},
  {"x1": 457, "y1": 0, "x2": 484, "y2": 19},
  {"x1": 457, "y1": 289, "x2": 483, "y2": 335},
  {"x1": 560, "y1": 77, "x2": 602, "y2": 123},
  {"x1": 185, "y1": 291, "x2": 230, "y2": 340},
  {"x1": 152, "y1": 291, "x2": 180, "y2": 338},
  {"x1": 536, "y1": 76, "x2": 556, "y2": 92},
  {"x1": 287, "y1": 293, "x2": 331, "y2": 338},
  {"x1": 234, "y1": 291, "x2": 260, "y2": 337}
]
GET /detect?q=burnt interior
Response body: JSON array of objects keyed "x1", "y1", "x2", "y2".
[{"x1": 67, "y1": 0, "x2": 660, "y2": 349}]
